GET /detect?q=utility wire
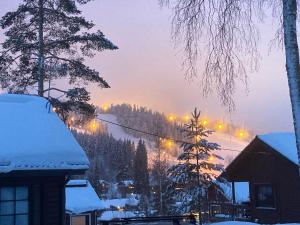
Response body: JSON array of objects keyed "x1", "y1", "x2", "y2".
[{"x1": 97, "y1": 117, "x2": 242, "y2": 153}]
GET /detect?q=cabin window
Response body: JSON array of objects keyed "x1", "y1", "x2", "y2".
[
  {"x1": 0, "y1": 186, "x2": 29, "y2": 225},
  {"x1": 70, "y1": 214, "x2": 90, "y2": 225},
  {"x1": 254, "y1": 184, "x2": 275, "y2": 208}
]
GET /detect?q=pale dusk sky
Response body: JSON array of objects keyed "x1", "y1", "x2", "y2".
[{"x1": 0, "y1": 0, "x2": 294, "y2": 133}]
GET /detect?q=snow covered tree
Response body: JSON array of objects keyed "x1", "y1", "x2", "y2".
[
  {"x1": 168, "y1": 108, "x2": 223, "y2": 222},
  {"x1": 139, "y1": 194, "x2": 151, "y2": 216},
  {"x1": 134, "y1": 139, "x2": 150, "y2": 196},
  {"x1": 72, "y1": 130, "x2": 135, "y2": 182},
  {"x1": 151, "y1": 158, "x2": 173, "y2": 215},
  {"x1": 161, "y1": 0, "x2": 300, "y2": 169},
  {"x1": 0, "y1": 0, "x2": 117, "y2": 121}
]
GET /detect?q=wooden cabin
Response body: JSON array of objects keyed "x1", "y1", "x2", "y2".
[
  {"x1": 223, "y1": 132, "x2": 300, "y2": 224},
  {"x1": 65, "y1": 180, "x2": 104, "y2": 225},
  {"x1": 117, "y1": 180, "x2": 135, "y2": 198},
  {"x1": 0, "y1": 94, "x2": 89, "y2": 225}
]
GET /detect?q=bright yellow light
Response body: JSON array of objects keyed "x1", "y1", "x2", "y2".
[
  {"x1": 168, "y1": 115, "x2": 176, "y2": 122},
  {"x1": 90, "y1": 120, "x2": 98, "y2": 132},
  {"x1": 202, "y1": 119, "x2": 208, "y2": 126},
  {"x1": 216, "y1": 122, "x2": 225, "y2": 131},
  {"x1": 236, "y1": 130, "x2": 248, "y2": 139},
  {"x1": 166, "y1": 140, "x2": 174, "y2": 148},
  {"x1": 183, "y1": 115, "x2": 190, "y2": 121},
  {"x1": 101, "y1": 104, "x2": 109, "y2": 112},
  {"x1": 195, "y1": 135, "x2": 201, "y2": 141},
  {"x1": 208, "y1": 156, "x2": 214, "y2": 161}
]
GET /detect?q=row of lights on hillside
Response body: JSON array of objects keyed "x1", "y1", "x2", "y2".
[
  {"x1": 99, "y1": 105, "x2": 248, "y2": 139},
  {"x1": 167, "y1": 114, "x2": 248, "y2": 139}
]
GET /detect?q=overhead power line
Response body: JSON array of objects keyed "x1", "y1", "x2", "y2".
[{"x1": 97, "y1": 117, "x2": 242, "y2": 153}]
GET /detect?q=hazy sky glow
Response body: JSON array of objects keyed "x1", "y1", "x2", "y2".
[{"x1": 0, "y1": 0, "x2": 294, "y2": 133}]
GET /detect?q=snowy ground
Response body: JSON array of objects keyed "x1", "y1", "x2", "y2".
[
  {"x1": 98, "y1": 114, "x2": 141, "y2": 145},
  {"x1": 209, "y1": 222, "x2": 300, "y2": 225},
  {"x1": 128, "y1": 223, "x2": 192, "y2": 225},
  {"x1": 126, "y1": 222, "x2": 300, "y2": 225}
]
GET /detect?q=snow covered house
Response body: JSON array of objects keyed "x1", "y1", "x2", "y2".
[
  {"x1": 223, "y1": 133, "x2": 300, "y2": 224},
  {"x1": 65, "y1": 180, "x2": 104, "y2": 225},
  {"x1": 117, "y1": 180, "x2": 135, "y2": 198},
  {"x1": 0, "y1": 94, "x2": 89, "y2": 225}
]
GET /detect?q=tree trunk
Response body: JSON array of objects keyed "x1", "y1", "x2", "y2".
[
  {"x1": 283, "y1": 0, "x2": 300, "y2": 171},
  {"x1": 37, "y1": 0, "x2": 45, "y2": 96}
]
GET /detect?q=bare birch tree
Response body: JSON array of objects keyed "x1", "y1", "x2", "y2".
[{"x1": 161, "y1": 0, "x2": 300, "y2": 169}]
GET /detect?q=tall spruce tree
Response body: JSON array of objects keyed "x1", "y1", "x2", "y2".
[
  {"x1": 134, "y1": 139, "x2": 150, "y2": 196},
  {"x1": 151, "y1": 158, "x2": 173, "y2": 215},
  {"x1": 168, "y1": 108, "x2": 223, "y2": 222},
  {"x1": 0, "y1": 0, "x2": 117, "y2": 121}
]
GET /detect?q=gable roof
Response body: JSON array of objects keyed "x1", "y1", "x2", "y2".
[
  {"x1": 0, "y1": 94, "x2": 89, "y2": 173},
  {"x1": 223, "y1": 132, "x2": 298, "y2": 181},
  {"x1": 66, "y1": 180, "x2": 104, "y2": 213},
  {"x1": 257, "y1": 132, "x2": 297, "y2": 165}
]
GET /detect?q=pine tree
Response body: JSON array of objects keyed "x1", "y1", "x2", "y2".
[
  {"x1": 134, "y1": 139, "x2": 150, "y2": 196},
  {"x1": 168, "y1": 108, "x2": 223, "y2": 221},
  {"x1": 151, "y1": 158, "x2": 173, "y2": 215},
  {"x1": 0, "y1": 0, "x2": 117, "y2": 121}
]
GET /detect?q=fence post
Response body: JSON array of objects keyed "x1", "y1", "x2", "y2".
[
  {"x1": 231, "y1": 181, "x2": 236, "y2": 220},
  {"x1": 172, "y1": 218, "x2": 180, "y2": 225}
]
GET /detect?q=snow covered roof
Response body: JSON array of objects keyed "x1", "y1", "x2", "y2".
[
  {"x1": 66, "y1": 180, "x2": 105, "y2": 213},
  {"x1": 98, "y1": 211, "x2": 136, "y2": 221},
  {"x1": 0, "y1": 94, "x2": 89, "y2": 173},
  {"x1": 119, "y1": 180, "x2": 134, "y2": 186},
  {"x1": 257, "y1": 132, "x2": 297, "y2": 165},
  {"x1": 67, "y1": 180, "x2": 88, "y2": 187},
  {"x1": 101, "y1": 197, "x2": 139, "y2": 209}
]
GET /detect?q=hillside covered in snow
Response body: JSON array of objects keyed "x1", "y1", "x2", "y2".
[{"x1": 97, "y1": 103, "x2": 250, "y2": 167}]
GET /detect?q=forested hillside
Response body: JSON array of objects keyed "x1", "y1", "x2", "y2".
[
  {"x1": 73, "y1": 130, "x2": 135, "y2": 182},
  {"x1": 103, "y1": 104, "x2": 183, "y2": 143},
  {"x1": 99, "y1": 103, "x2": 253, "y2": 143}
]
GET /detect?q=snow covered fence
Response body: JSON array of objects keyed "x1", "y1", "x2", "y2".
[{"x1": 97, "y1": 215, "x2": 197, "y2": 225}]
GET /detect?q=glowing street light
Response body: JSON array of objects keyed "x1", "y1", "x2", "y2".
[
  {"x1": 90, "y1": 120, "x2": 98, "y2": 133},
  {"x1": 216, "y1": 122, "x2": 225, "y2": 131},
  {"x1": 201, "y1": 119, "x2": 208, "y2": 126},
  {"x1": 217, "y1": 124, "x2": 223, "y2": 129},
  {"x1": 101, "y1": 104, "x2": 109, "y2": 112},
  {"x1": 183, "y1": 114, "x2": 190, "y2": 122},
  {"x1": 208, "y1": 155, "x2": 214, "y2": 161},
  {"x1": 236, "y1": 129, "x2": 248, "y2": 139},
  {"x1": 167, "y1": 115, "x2": 176, "y2": 122},
  {"x1": 166, "y1": 140, "x2": 174, "y2": 148}
]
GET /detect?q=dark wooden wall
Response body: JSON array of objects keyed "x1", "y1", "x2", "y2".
[
  {"x1": 42, "y1": 176, "x2": 65, "y2": 225},
  {"x1": 225, "y1": 139, "x2": 300, "y2": 224},
  {"x1": 0, "y1": 173, "x2": 66, "y2": 225}
]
